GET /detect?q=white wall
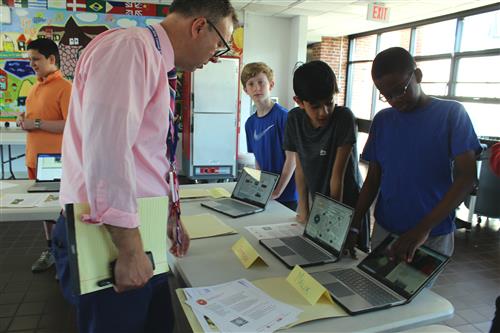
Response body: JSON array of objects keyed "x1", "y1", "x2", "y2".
[{"x1": 239, "y1": 12, "x2": 307, "y2": 155}]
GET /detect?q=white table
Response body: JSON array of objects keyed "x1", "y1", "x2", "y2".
[
  {"x1": 0, "y1": 127, "x2": 27, "y2": 179},
  {"x1": 173, "y1": 183, "x2": 454, "y2": 333},
  {"x1": 0, "y1": 180, "x2": 60, "y2": 222}
]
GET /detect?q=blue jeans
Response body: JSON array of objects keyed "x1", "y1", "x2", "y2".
[{"x1": 52, "y1": 214, "x2": 174, "y2": 333}]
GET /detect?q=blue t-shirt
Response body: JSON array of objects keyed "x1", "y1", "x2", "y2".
[
  {"x1": 362, "y1": 97, "x2": 481, "y2": 237},
  {"x1": 245, "y1": 103, "x2": 297, "y2": 203}
]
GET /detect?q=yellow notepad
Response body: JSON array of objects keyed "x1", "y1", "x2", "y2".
[
  {"x1": 179, "y1": 187, "x2": 231, "y2": 199},
  {"x1": 182, "y1": 213, "x2": 237, "y2": 239},
  {"x1": 68, "y1": 197, "x2": 170, "y2": 295}
]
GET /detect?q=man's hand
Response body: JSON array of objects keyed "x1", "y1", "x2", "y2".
[
  {"x1": 389, "y1": 227, "x2": 430, "y2": 263},
  {"x1": 113, "y1": 251, "x2": 154, "y2": 293},
  {"x1": 168, "y1": 215, "x2": 190, "y2": 257}
]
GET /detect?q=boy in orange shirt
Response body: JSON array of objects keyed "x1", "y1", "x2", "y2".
[{"x1": 16, "y1": 38, "x2": 71, "y2": 273}]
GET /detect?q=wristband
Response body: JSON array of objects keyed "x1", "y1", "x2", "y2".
[
  {"x1": 34, "y1": 119, "x2": 41, "y2": 129},
  {"x1": 349, "y1": 227, "x2": 360, "y2": 235}
]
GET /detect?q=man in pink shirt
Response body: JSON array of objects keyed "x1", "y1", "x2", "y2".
[{"x1": 52, "y1": 0, "x2": 238, "y2": 332}]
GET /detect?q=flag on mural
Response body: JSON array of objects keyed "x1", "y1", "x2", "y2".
[
  {"x1": 47, "y1": 0, "x2": 65, "y2": 9},
  {"x1": 66, "y1": 0, "x2": 85, "y2": 11},
  {"x1": 1, "y1": 0, "x2": 15, "y2": 7},
  {"x1": 86, "y1": 0, "x2": 105, "y2": 13},
  {"x1": 106, "y1": 1, "x2": 125, "y2": 14},
  {"x1": 14, "y1": 0, "x2": 28, "y2": 8},
  {"x1": 28, "y1": 0, "x2": 46, "y2": 9},
  {"x1": 125, "y1": 2, "x2": 156, "y2": 16},
  {"x1": 156, "y1": 4, "x2": 169, "y2": 17}
]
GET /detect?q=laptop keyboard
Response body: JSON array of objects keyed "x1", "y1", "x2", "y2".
[
  {"x1": 280, "y1": 236, "x2": 332, "y2": 262},
  {"x1": 216, "y1": 199, "x2": 256, "y2": 212},
  {"x1": 330, "y1": 269, "x2": 399, "y2": 306}
]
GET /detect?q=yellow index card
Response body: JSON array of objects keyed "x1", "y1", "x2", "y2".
[
  {"x1": 207, "y1": 187, "x2": 231, "y2": 199},
  {"x1": 286, "y1": 265, "x2": 334, "y2": 305},
  {"x1": 231, "y1": 237, "x2": 267, "y2": 269},
  {"x1": 182, "y1": 213, "x2": 237, "y2": 239}
]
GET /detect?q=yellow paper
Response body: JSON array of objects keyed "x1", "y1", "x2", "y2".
[
  {"x1": 207, "y1": 187, "x2": 231, "y2": 199},
  {"x1": 286, "y1": 265, "x2": 334, "y2": 305},
  {"x1": 182, "y1": 213, "x2": 237, "y2": 239},
  {"x1": 231, "y1": 237, "x2": 267, "y2": 269},
  {"x1": 73, "y1": 197, "x2": 169, "y2": 295},
  {"x1": 176, "y1": 289, "x2": 212, "y2": 333},
  {"x1": 176, "y1": 278, "x2": 347, "y2": 332},
  {"x1": 180, "y1": 188, "x2": 209, "y2": 199}
]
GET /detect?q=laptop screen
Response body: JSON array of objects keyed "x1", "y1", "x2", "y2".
[
  {"x1": 359, "y1": 235, "x2": 449, "y2": 299},
  {"x1": 36, "y1": 154, "x2": 62, "y2": 181},
  {"x1": 232, "y1": 167, "x2": 279, "y2": 207},
  {"x1": 304, "y1": 193, "x2": 353, "y2": 254}
]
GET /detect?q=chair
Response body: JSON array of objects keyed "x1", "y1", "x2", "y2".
[{"x1": 456, "y1": 142, "x2": 500, "y2": 230}]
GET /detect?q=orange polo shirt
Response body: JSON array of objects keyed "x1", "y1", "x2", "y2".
[{"x1": 25, "y1": 70, "x2": 72, "y2": 169}]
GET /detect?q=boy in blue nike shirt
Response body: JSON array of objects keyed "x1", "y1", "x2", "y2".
[
  {"x1": 242, "y1": 62, "x2": 298, "y2": 210},
  {"x1": 351, "y1": 47, "x2": 481, "y2": 261}
]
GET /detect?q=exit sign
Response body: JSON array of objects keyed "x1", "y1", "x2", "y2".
[{"x1": 367, "y1": 3, "x2": 390, "y2": 22}]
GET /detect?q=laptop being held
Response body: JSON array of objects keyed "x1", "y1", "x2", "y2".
[
  {"x1": 260, "y1": 193, "x2": 353, "y2": 268},
  {"x1": 27, "y1": 154, "x2": 62, "y2": 193},
  {"x1": 201, "y1": 167, "x2": 279, "y2": 218},
  {"x1": 311, "y1": 234, "x2": 450, "y2": 315}
]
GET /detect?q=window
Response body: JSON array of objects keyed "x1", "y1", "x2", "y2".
[
  {"x1": 416, "y1": 59, "x2": 452, "y2": 96},
  {"x1": 346, "y1": 6, "x2": 500, "y2": 137},
  {"x1": 414, "y1": 20, "x2": 456, "y2": 56},
  {"x1": 352, "y1": 35, "x2": 377, "y2": 61},
  {"x1": 462, "y1": 102, "x2": 500, "y2": 137},
  {"x1": 348, "y1": 62, "x2": 373, "y2": 120},
  {"x1": 455, "y1": 55, "x2": 500, "y2": 98},
  {"x1": 461, "y1": 9, "x2": 500, "y2": 52},
  {"x1": 379, "y1": 29, "x2": 411, "y2": 52}
]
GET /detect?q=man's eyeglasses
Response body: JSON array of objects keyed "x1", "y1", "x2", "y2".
[
  {"x1": 206, "y1": 20, "x2": 231, "y2": 58},
  {"x1": 378, "y1": 71, "x2": 414, "y2": 103}
]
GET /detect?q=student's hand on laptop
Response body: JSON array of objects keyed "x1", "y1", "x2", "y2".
[
  {"x1": 168, "y1": 216, "x2": 190, "y2": 257},
  {"x1": 296, "y1": 204, "x2": 308, "y2": 224},
  {"x1": 344, "y1": 233, "x2": 359, "y2": 259},
  {"x1": 389, "y1": 227, "x2": 430, "y2": 263},
  {"x1": 271, "y1": 188, "x2": 282, "y2": 200}
]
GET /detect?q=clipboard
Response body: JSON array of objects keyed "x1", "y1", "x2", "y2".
[{"x1": 65, "y1": 196, "x2": 170, "y2": 295}]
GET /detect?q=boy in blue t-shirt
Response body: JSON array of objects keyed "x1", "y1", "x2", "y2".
[
  {"x1": 241, "y1": 62, "x2": 298, "y2": 210},
  {"x1": 351, "y1": 47, "x2": 481, "y2": 262}
]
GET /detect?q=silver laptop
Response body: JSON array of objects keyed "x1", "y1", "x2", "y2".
[
  {"x1": 201, "y1": 167, "x2": 279, "y2": 218},
  {"x1": 311, "y1": 235, "x2": 450, "y2": 315},
  {"x1": 260, "y1": 193, "x2": 353, "y2": 268},
  {"x1": 27, "y1": 154, "x2": 62, "y2": 193}
]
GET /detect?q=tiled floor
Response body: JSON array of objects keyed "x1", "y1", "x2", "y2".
[{"x1": 0, "y1": 214, "x2": 498, "y2": 332}]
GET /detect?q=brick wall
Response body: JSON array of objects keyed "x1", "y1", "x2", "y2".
[{"x1": 308, "y1": 36, "x2": 349, "y2": 106}]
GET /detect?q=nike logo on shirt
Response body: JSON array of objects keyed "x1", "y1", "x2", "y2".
[{"x1": 253, "y1": 124, "x2": 275, "y2": 141}]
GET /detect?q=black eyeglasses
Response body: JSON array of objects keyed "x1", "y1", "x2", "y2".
[
  {"x1": 378, "y1": 71, "x2": 414, "y2": 103},
  {"x1": 206, "y1": 19, "x2": 231, "y2": 58}
]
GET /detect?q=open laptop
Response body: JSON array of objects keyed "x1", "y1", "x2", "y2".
[
  {"x1": 27, "y1": 154, "x2": 62, "y2": 193},
  {"x1": 200, "y1": 167, "x2": 279, "y2": 218},
  {"x1": 311, "y1": 234, "x2": 450, "y2": 315},
  {"x1": 260, "y1": 193, "x2": 353, "y2": 268}
]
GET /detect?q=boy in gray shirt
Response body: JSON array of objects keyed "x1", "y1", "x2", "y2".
[{"x1": 283, "y1": 60, "x2": 368, "y2": 252}]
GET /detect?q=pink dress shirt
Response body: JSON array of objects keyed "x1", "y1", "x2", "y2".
[{"x1": 60, "y1": 24, "x2": 175, "y2": 229}]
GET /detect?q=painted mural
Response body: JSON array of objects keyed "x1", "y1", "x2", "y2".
[
  {"x1": 0, "y1": 6, "x2": 164, "y2": 120},
  {"x1": 0, "y1": 3, "x2": 244, "y2": 121}
]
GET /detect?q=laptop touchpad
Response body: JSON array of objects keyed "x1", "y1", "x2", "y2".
[
  {"x1": 325, "y1": 282, "x2": 355, "y2": 297},
  {"x1": 272, "y1": 246, "x2": 296, "y2": 257}
]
